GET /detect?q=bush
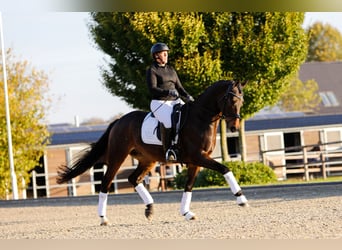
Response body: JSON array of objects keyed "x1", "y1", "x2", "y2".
[
  {"x1": 173, "y1": 161, "x2": 277, "y2": 189},
  {"x1": 224, "y1": 161, "x2": 277, "y2": 185}
]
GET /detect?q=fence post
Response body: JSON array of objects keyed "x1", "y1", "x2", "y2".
[
  {"x1": 43, "y1": 153, "x2": 50, "y2": 198},
  {"x1": 89, "y1": 167, "x2": 95, "y2": 195},
  {"x1": 303, "y1": 147, "x2": 309, "y2": 181},
  {"x1": 32, "y1": 170, "x2": 37, "y2": 199},
  {"x1": 321, "y1": 151, "x2": 327, "y2": 179}
]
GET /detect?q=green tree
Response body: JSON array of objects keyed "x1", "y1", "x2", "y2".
[
  {"x1": 0, "y1": 49, "x2": 50, "y2": 199},
  {"x1": 215, "y1": 12, "x2": 307, "y2": 160},
  {"x1": 277, "y1": 76, "x2": 321, "y2": 112},
  {"x1": 89, "y1": 12, "x2": 308, "y2": 161},
  {"x1": 306, "y1": 21, "x2": 342, "y2": 62}
]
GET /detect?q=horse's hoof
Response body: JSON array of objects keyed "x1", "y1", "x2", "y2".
[
  {"x1": 236, "y1": 195, "x2": 248, "y2": 207},
  {"x1": 145, "y1": 204, "x2": 154, "y2": 221},
  {"x1": 184, "y1": 211, "x2": 196, "y2": 221},
  {"x1": 238, "y1": 202, "x2": 250, "y2": 208},
  {"x1": 100, "y1": 216, "x2": 109, "y2": 226}
]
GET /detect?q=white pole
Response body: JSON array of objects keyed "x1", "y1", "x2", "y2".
[{"x1": 0, "y1": 12, "x2": 19, "y2": 200}]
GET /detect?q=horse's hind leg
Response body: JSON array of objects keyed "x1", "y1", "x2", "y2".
[
  {"x1": 128, "y1": 161, "x2": 156, "y2": 220},
  {"x1": 98, "y1": 154, "x2": 128, "y2": 226}
]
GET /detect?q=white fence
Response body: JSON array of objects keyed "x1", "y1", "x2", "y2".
[
  {"x1": 29, "y1": 164, "x2": 178, "y2": 199},
  {"x1": 262, "y1": 141, "x2": 342, "y2": 180}
]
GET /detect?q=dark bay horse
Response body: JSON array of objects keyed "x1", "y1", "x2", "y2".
[{"x1": 57, "y1": 80, "x2": 248, "y2": 225}]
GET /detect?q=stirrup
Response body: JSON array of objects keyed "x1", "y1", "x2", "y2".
[{"x1": 166, "y1": 148, "x2": 178, "y2": 162}]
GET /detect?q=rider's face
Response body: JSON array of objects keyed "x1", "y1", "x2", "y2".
[{"x1": 155, "y1": 51, "x2": 168, "y2": 65}]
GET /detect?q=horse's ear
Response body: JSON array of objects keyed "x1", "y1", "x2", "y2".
[
  {"x1": 233, "y1": 80, "x2": 248, "y2": 87},
  {"x1": 240, "y1": 80, "x2": 248, "y2": 87}
]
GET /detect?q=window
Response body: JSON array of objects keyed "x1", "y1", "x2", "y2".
[
  {"x1": 324, "y1": 128, "x2": 342, "y2": 150},
  {"x1": 319, "y1": 91, "x2": 339, "y2": 107},
  {"x1": 227, "y1": 136, "x2": 240, "y2": 158},
  {"x1": 284, "y1": 132, "x2": 302, "y2": 153},
  {"x1": 265, "y1": 132, "x2": 284, "y2": 153}
]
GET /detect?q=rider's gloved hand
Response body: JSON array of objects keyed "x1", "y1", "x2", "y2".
[
  {"x1": 168, "y1": 89, "x2": 179, "y2": 98},
  {"x1": 186, "y1": 95, "x2": 195, "y2": 102}
]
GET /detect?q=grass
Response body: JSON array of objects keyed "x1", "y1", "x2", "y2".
[{"x1": 276, "y1": 175, "x2": 342, "y2": 185}]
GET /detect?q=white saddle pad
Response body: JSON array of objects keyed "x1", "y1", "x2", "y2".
[{"x1": 141, "y1": 113, "x2": 162, "y2": 145}]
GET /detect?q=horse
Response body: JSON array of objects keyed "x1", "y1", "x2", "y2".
[{"x1": 56, "y1": 80, "x2": 248, "y2": 225}]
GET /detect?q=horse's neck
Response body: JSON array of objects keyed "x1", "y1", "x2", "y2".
[
  {"x1": 193, "y1": 95, "x2": 221, "y2": 122},
  {"x1": 185, "y1": 101, "x2": 221, "y2": 132}
]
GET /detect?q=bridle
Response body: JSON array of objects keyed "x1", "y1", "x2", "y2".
[
  {"x1": 218, "y1": 82, "x2": 243, "y2": 121},
  {"x1": 181, "y1": 81, "x2": 244, "y2": 126}
]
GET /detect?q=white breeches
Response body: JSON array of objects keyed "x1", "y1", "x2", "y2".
[{"x1": 150, "y1": 99, "x2": 184, "y2": 128}]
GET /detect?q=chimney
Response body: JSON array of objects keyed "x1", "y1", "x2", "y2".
[{"x1": 74, "y1": 115, "x2": 80, "y2": 127}]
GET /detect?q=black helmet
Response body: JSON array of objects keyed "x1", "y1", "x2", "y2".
[{"x1": 150, "y1": 42, "x2": 169, "y2": 56}]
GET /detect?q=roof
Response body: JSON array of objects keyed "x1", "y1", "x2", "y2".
[
  {"x1": 245, "y1": 113, "x2": 342, "y2": 132},
  {"x1": 48, "y1": 124, "x2": 108, "y2": 145},
  {"x1": 299, "y1": 62, "x2": 342, "y2": 115}
]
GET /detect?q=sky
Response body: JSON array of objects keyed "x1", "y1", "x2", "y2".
[{"x1": 1, "y1": 12, "x2": 342, "y2": 125}]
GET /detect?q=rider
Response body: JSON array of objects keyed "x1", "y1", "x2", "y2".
[{"x1": 146, "y1": 42, "x2": 194, "y2": 162}]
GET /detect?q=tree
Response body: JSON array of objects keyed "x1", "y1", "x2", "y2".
[
  {"x1": 0, "y1": 49, "x2": 50, "y2": 198},
  {"x1": 277, "y1": 76, "x2": 321, "y2": 113},
  {"x1": 89, "y1": 12, "x2": 308, "y2": 161},
  {"x1": 215, "y1": 12, "x2": 308, "y2": 160},
  {"x1": 306, "y1": 21, "x2": 342, "y2": 62}
]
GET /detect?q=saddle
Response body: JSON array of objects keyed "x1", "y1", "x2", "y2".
[{"x1": 141, "y1": 104, "x2": 182, "y2": 146}]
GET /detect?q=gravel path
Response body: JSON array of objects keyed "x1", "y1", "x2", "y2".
[{"x1": 1, "y1": 182, "x2": 341, "y2": 239}]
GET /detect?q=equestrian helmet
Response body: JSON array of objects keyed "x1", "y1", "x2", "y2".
[{"x1": 151, "y1": 42, "x2": 169, "y2": 57}]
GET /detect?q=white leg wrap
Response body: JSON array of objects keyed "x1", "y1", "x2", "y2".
[
  {"x1": 237, "y1": 195, "x2": 248, "y2": 205},
  {"x1": 135, "y1": 183, "x2": 154, "y2": 205},
  {"x1": 98, "y1": 192, "x2": 108, "y2": 217},
  {"x1": 224, "y1": 171, "x2": 241, "y2": 195},
  {"x1": 180, "y1": 192, "x2": 192, "y2": 215}
]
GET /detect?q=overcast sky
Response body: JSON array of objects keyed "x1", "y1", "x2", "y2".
[{"x1": 1, "y1": 12, "x2": 342, "y2": 124}]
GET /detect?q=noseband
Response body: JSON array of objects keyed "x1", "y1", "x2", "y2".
[{"x1": 219, "y1": 82, "x2": 243, "y2": 120}]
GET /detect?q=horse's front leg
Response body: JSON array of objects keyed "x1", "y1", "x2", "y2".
[
  {"x1": 128, "y1": 161, "x2": 156, "y2": 220},
  {"x1": 200, "y1": 155, "x2": 248, "y2": 207},
  {"x1": 223, "y1": 171, "x2": 248, "y2": 206},
  {"x1": 180, "y1": 164, "x2": 201, "y2": 220}
]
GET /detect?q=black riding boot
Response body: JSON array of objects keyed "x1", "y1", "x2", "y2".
[{"x1": 161, "y1": 126, "x2": 177, "y2": 162}]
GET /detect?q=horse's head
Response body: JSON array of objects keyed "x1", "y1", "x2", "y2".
[{"x1": 219, "y1": 80, "x2": 244, "y2": 132}]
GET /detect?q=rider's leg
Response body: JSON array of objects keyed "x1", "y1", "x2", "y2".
[
  {"x1": 161, "y1": 124, "x2": 177, "y2": 161},
  {"x1": 151, "y1": 100, "x2": 178, "y2": 162}
]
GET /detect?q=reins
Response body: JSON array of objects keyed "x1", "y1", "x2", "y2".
[{"x1": 217, "y1": 82, "x2": 243, "y2": 121}]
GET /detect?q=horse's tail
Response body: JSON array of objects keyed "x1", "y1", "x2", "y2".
[{"x1": 56, "y1": 119, "x2": 118, "y2": 184}]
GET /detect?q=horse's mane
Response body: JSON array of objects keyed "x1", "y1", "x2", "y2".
[{"x1": 196, "y1": 80, "x2": 231, "y2": 102}]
